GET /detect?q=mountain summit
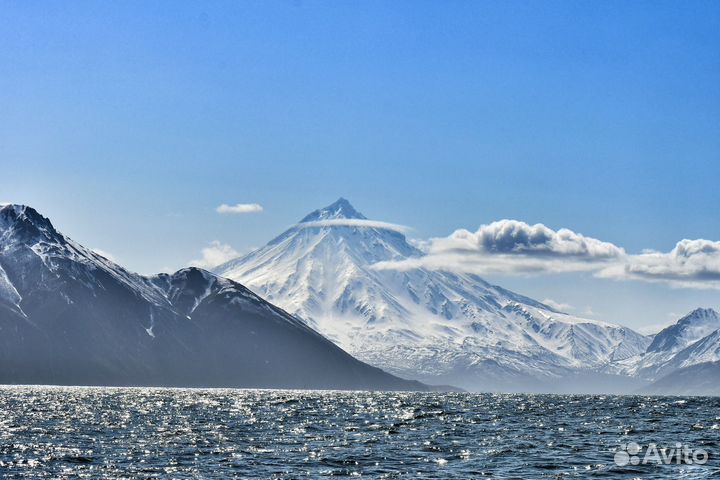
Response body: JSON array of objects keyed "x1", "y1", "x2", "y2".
[
  {"x1": 215, "y1": 199, "x2": 650, "y2": 393},
  {"x1": 647, "y1": 308, "x2": 720, "y2": 353},
  {"x1": 616, "y1": 307, "x2": 720, "y2": 384},
  {"x1": 300, "y1": 197, "x2": 366, "y2": 222},
  {"x1": 0, "y1": 204, "x2": 60, "y2": 244}
]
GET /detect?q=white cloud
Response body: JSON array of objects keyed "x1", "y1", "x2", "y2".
[
  {"x1": 190, "y1": 241, "x2": 241, "y2": 269},
  {"x1": 542, "y1": 298, "x2": 574, "y2": 312},
  {"x1": 436, "y1": 220, "x2": 623, "y2": 258},
  {"x1": 92, "y1": 248, "x2": 118, "y2": 263},
  {"x1": 373, "y1": 220, "x2": 623, "y2": 274},
  {"x1": 372, "y1": 218, "x2": 720, "y2": 291},
  {"x1": 407, "y1": 237, "x2": 432, "y2": 252},
  {"x1": 216, "y1": 203, "x2": 264, "y2": 214},
  {"x1": 298, "y1": 218, "x2": 411, "y2": 233},
  {"x1": 597, "y1": 239, "x2": 720, "y2": 289}
]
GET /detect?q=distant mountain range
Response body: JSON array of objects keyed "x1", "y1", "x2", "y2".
[
  {"x1": 1, "y1": 200, "x2": 717, "y2": 395},
  {"x1": 216, "y1": 199, "x2": 720, "y2": 395},
  {"x1": 0, "y1": 204, "x2": 432, "y2": 391}
]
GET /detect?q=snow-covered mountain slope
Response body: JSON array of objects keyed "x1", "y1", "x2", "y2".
[
  {"x1": 663, "y1": 328, "x2": 720, "y2": 372},
  {"x1": 611, "y1": 308, "x2": 720, "y2": 380},
  {"x1": 0, "y1": 204, "x2": 431, "y2": 391},
  {"x1": 649, "y1": 308, "x2": 720, "y2": 353},
  {"x1": 215, "y1": 198, "x2": 651, "y2": 392}
]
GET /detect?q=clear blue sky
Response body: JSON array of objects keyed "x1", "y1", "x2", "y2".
[{"x1": 2, "y1": 1, "x2": 719, "y2": 330}]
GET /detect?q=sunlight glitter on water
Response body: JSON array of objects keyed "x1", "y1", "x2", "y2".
[{"x1": 0, "y1": 386, "x2": 718, "y2": 478}]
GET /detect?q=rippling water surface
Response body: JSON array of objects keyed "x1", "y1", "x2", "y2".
[{"x1": 0, "y1": 386, "x2": 718, "y2": 478}]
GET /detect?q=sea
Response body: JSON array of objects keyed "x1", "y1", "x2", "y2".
[{"x1": 0, "y1": 386, "x2": 718, "y2": 478}]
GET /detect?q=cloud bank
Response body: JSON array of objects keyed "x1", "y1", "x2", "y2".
[
  {"x1": 597, "y1": 239, "x2": 720, "y2": 289},
  {"x1": 216, "y1": 203, "x2": 264, "y2": 214},
  {"x1": 372, "y1": 219, "x2": 720, "y2": 290},
  {"x1": 373, "y1": 220, "x2": 623, "y2": 274}
]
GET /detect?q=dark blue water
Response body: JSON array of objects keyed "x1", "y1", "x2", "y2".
[{"x1": 0, "y1": 386, "x2": 718, "y2": 478}]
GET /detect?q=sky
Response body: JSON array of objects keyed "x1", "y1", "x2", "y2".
[{"x1": 1, "y1": 1, "x2": 719, "y2": 332}]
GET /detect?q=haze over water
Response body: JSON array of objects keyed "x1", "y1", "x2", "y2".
[{"x1": 0, "y1": 386, "x2": 718, "y2": 478}]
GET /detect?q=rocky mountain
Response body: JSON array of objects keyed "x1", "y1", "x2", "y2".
[
  {"x1": 215, "y1": 198, "x2": 651, "y2": 393},
  {"x1": 0, "y1": 204, "x2": 432, "y2": 391},
  {"x1": 614, "y1": 308, "x2": 720, "y2": 383},
  {"x1": 648, "y1": 308, "x2": 720, "y2": 354}
]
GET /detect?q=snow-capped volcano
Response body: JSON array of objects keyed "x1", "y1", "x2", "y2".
[
  {"x1": 215, "y1": 199, "x2": 650, "y2": 392},
  {"x1": 0, "y1": 203, "x2": 430, "y2": 391}
]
